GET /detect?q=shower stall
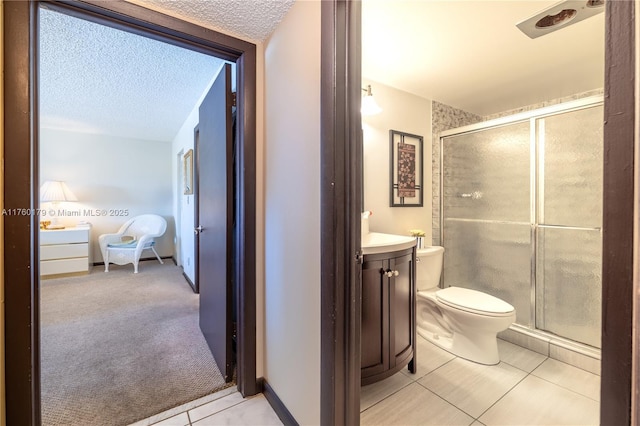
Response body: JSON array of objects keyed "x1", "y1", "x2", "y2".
[{"x1": 440, "y1": 96, "x2": 603, "y2": 350}]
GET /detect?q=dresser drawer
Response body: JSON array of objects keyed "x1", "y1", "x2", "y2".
[
  {"x1": 41, "y1": 228, "x2": 89, "y2": 245},
  {"x1": 41, "y1": 243, "x2": 88, "y2": 261},
  {"x1": 39, "y1": 226, "x2": 91, "y2": 277},
  {"x1": 41, "y1": 258, "x2": 89, "y2": 276}
]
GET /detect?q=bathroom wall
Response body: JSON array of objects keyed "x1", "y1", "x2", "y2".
[{"x1": 362, "y1": 79, "x2": 433, "y2": 240}]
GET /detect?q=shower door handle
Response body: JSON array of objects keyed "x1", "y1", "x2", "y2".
[{"x1": 459, "y1": 191, "x2": 483, "y2": 200}]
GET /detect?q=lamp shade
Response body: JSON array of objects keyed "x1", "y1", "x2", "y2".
[
  {"x1": 361, "y1": 85, "x2": 382, "y2": 116},
  {"x1": 361, "y1": 95, "x2": 382, "y2": 115},
  {"x1": 40, "y1": 180, "x2": 78, "y2": 202}
]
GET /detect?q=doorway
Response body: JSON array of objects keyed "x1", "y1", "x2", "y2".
[
  {"x1": 319, "y1": 1, "x2": 636, "y2": 425},
  {"x1": 3, "y1": 1, "x2": 257, "y2": 424},
  {"x1": 37, "y1": 7, "x2": 237, "y2": 423}
]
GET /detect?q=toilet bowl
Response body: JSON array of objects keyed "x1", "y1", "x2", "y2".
[{"x1": 416, "y1": 246, "x2": 516, "y2": 365}]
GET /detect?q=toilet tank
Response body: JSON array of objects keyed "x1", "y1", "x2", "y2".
[{"x1": 416, "y1": 246, "x2": 445, "y2": 292}]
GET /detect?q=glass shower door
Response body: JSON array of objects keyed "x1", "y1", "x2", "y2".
[
  {"x1": 535, "y1": 105, "x2": 603, "y2": 348},
  {"x1": 442, "y1": 121, "x2": 532, "y2": 326}
]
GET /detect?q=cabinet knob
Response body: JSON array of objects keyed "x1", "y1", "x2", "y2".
[{"x1": 383, "y1": 269, "x2": 400, "y2": 277}]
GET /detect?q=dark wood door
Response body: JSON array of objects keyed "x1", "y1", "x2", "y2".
[{"x1": 197, "y1": 63, "x2": 234, "y2": 382}]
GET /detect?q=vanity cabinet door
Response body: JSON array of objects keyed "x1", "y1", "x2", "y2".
[
  {"x1": 361, "y1": 247, "x2": 416, "y2": 385},
  {"x1": 389, "y1": 252, "x2": 415, "y2": 369},
  {"x1": 361, "y1": 257, "x2": 389, "y2": 380}
]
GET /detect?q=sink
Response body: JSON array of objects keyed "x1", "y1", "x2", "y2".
[{"x1": 361, "y1": 232, "x2": 417, "y2": 255}]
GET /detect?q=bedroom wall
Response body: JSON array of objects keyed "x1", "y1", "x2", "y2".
[{"x1": 39, "y1": 128, "x2": 174, "y2": 264}]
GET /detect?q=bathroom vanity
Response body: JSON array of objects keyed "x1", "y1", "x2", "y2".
[{"x1": 361, "y1": 233, "x2": 417, "y2": 385}]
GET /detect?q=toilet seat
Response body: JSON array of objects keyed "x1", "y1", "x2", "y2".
[{"x1": 436, "y1": 287, "x2": 515, "y2": 317}]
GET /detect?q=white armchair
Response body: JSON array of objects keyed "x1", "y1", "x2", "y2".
[{"x1": 99, "y1": 214, "x2": 167, "y2": 273}]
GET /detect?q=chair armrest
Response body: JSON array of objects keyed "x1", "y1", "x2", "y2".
[
  {"x1": 137, "y1": 234, "x2": 155, "y2": 247},
  {"x1": 99, "y1": 233, "x2": 125, "y2": 246}
]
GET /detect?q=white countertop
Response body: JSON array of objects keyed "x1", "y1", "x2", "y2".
[{"x1": 361, "y1": 232, "x2": 417, "y2": 255}]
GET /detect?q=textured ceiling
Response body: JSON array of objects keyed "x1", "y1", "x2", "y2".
[
  {"x1": 39, "y1": 7, "x2": 230, "y2": 142},
  {"x1": 362, "y1": 1, "x2": 605, "y2": 116},
  {"x1": 40, "y1": 0, "x2": 295, "y2": 142},
  {"x1": 127, "y1": 0, "x2": 296, "y2": 42}
]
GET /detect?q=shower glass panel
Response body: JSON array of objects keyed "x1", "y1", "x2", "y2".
[
  {"x1": 441, "y1": 99, "x2": 603, "y2": 349},
  {"x1": 538, "y1": 107, "x2": 603, "y2": 228},
  {"x1": 443, "y1": 220, "x2": 531, "y2": 325},
  {"x1": 535, "y1": 105, "x2": 603, "y2": 348},
  {"x1": 442, "y1": 121, "x2": 532, "y2": 326},
  {"x1": 536, "y1": 227, "x2": 602, "y2": 348},
  {"x1": 442, "y1": 122, "x2": 530, "y2": 222}
]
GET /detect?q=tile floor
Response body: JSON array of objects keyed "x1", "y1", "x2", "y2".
[
  {"x1": 361, "y1": 336, "x2": 600, "y2": 425},
  {"x1": 129, "y1": 387, "x2": 283, "y2": 426},
  {"x1": 132, "y1": 336, "x2": 600, "y2": 426}
]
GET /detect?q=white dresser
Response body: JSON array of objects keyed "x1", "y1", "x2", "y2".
[{"x1": 40, "y1": 225, "x2": 91, "y2": 278}]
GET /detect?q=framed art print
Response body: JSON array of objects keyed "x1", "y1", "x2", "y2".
[{"x1": 390, "y1": 130, "x2": 423, "y2": 207}]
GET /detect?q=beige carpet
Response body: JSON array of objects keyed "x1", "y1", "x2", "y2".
[{"x1": 40, "y1": 261, "x2": 232, "y2": 426}]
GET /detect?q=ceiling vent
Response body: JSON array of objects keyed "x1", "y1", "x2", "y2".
[{"x1": 517, "y1": 0, "x2": 604, "y2": 39}]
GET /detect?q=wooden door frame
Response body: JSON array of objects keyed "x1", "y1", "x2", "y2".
[
  {"x1": 3, "y1": 1, "x2": 257, "y2": 424},
  {"x1": 600, "y1": 1, "x2": 636, "y2": 424},
  {"x1": 192, "y1": 124, "x2": 200, "y2": 294},
  {"x1": 320, "y1": 1, "x2": 362, "y2": 425},
  {"x1": 319, "y1": 1, "x2": 636, "y2": 425}
]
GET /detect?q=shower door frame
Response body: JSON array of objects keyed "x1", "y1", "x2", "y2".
[{"x1": 438, "y1": 95, "x2": 604, "y2": 349}]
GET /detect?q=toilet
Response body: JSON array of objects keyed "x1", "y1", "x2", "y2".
[{"x1": 416, "y1": 246, "x2": 516, "y2": 365}]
